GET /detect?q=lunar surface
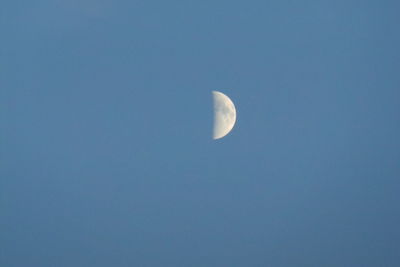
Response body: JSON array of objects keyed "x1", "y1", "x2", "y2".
[{"x1": 212, "y1": 91, "x2": 236, "y2": 140}]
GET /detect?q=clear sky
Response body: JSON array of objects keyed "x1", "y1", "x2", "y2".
[{"x1": 1, "y1": 1, "x2": 400, "y2": 266}]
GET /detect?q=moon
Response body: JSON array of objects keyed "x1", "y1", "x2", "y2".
[{"x1": 212, "y1": 91, "x2": 237, "y2": 140}]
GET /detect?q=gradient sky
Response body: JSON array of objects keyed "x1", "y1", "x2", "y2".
[{"x1": 1, "y1": 1, "x2": 400, "y2": 266}]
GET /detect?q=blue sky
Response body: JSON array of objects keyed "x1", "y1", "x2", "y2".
[{"x1": 2, "y1": 1, "x2": 400, "y2": 266}]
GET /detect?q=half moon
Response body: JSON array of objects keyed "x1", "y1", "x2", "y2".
[{"x1": 212, "y1": 91, "x2": 237, "y2": 140}]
